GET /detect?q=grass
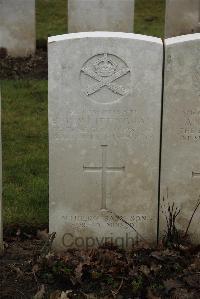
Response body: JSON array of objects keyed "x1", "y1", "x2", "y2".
[
  {"x1": 36, "y1": 0, "x2": 67, "y2": 43},
  {"x1": 35, "y1": 0, "x2": 165, "y2": 41},
  {"x1": 2, "y1": 81, "x2": 48, "y2": 224},
  {"x1": 134, "y1": 0, "x2": 165, "y2": 37},
  {"x1": 3, "y1": 1, "x2": 165, "y2": 225}
]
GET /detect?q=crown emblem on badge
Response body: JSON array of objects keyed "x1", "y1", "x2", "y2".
[{"x1": 94, "y1": 54, "x2": 117, "y2": 77}]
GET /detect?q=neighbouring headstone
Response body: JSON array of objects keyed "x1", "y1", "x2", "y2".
[
  {"x1": 0, "y1": 0, "x2": 35, "y2": 57},
  {"x1": 165, "y1": 0, "x2": 200, "y2": 37},
  {"x1": 48, "y1": 32, "x2": 163, "y2": 250},
  {"x1": 68, "y1": 0, "x2": 135, "y2": 33},
  {"x1": 160, "y1": 33, "x2": 200, "y2": 243}
]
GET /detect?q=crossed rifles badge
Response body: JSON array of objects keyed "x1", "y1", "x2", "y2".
[{"x1": 81, "y1": 53, "x2": 130, "y2": 98}]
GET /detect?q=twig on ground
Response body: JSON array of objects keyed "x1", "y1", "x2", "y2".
[
  {"x1": 40, "y1": 232, "x2": 56, "y2": 256},
  {"x1": 111, "y1": 278, "x2": 124, "y2": 298}
]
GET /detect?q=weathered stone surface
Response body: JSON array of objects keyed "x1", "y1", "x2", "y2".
[
  {"x1": 165, "y1": 0, "x2": 200, "y2": 37},
  {"x1": 0, "y1": 0, "x2": 35, "y2": 57},
  {"x1": 68, "y1": 0, "x2": 135, "y2": 33},
  {"x1": 160, "y1": 34, "x2": 200, "y2": 243},
  {"x1": 48, "y1": 32, "x2": 163, "y2": 250}
]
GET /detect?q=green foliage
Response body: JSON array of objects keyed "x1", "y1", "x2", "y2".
[
  {"x1": 132, "y1": 275, "x2": 143, "y2": 295},
  {"x1": 173, "y1": 262, "x2": 183, "y2": 273},
  {"x1": 104, "y1": 275, "x2": 116, "y2": 286},
  {"x1": 150, "y1": 282, "x2": 164, "y2": 292},
  {"x1": 52, "y1": 261, "x2": 72, "y2": 276}
]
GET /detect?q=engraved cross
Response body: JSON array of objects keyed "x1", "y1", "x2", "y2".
[
  {"x1": 192, "y1": 171, "x2": 200, "y2": 178},
  {"x1": 83, "y1": 145, "x2": 125, "y2": 210}
]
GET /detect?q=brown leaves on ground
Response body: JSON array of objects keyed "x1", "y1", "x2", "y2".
[
  {"x1": 34, "y1": 285, "x2": 46, "y2": 299},
  {"x1": 34, "y1": 242, "x2": 200, "y2": 298},
  {"x1": 0, "y1": 231, "x2": 200, "y2": 298},
  {"x1": 163, "y1": 279, "x2": 183, "y2": 293},
  {"x1": 37, "y1": 228, "x2": 49, "y2": 241},
  {"x1": 49, "y1": 290, "x2": 73, "y2": 299}
]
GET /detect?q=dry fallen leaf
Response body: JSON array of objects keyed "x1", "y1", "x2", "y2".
[
  {"x1": 139, "y1": 265, "x2": 150, "y2": 276},
  {"x1": 163, "y1": 279, "x2": 183, "y2": 293},
  {"x1": 60, "y1": 291, "x2": 72, "y2": 299},
  {"x1": 172, "y1": 288, "x2": 196, "y2": 299},
  {"x1": 37, "y1": 229, "x2": 49, "y2": 241},
  {"x1": 188, "y1": 257, "x2": 200, "y2": 271},
  {"x1": 32, "y1": 264, "x2": 39, "y2": 273},
  {"x1": 50, "y1": 290, "x2": 72, "y2": 299},
  {"x1": 150, "y1": 251, "x2": 164, "y2": 261},
  {"x1": 183, "y1": 273, "x2": 200, "y2": 288},
  {"x1": 82, "y1": 294, "x2": 110, "y2": 299},
  {"x1": 150, "y1": 263, "x2": 162, "y2": 273},
  {"x1": 75, "y1": 262, "x2": 83, "y2": 282},
  {"x1": 11, "y1": 265, "x2": 23, "y2": 278},
  {"x1": 34, "y1": 284, "x2": 45, "y2": 299},
  {"x1": 50, "y1": 290, "x2": 61, "y2": 299},
  {"x1": 147, "y1": 288, "x2": 161, "y2": 299}
]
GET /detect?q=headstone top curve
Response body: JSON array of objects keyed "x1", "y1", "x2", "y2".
[
  {"x1": 165, "y1": 33, "x2": 200, "y2": 45},
  {"x1": 48, "y1": 32, "x2": 162, "y2": 45}
]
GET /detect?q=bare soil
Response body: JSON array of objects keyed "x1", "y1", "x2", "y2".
[{"x1": 0, "y1": 50, "x2": 47, "y2": 80}]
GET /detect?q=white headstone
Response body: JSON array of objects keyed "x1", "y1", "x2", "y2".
[
  {"x1": 0, "y1": 0, "x2": 35, "y2": 57},
  {"x1": 48, "y1": 32, "x2": 163, "y2": 250},
  {"x1": 165, "y1": 0, "x2": 200, "y2": 38},
  {"x1": 68, "y1": 0, "x2": 135, "y2": 33},
  {"x1": 160, "y1": 33, "x2": 200, "y2": 243}
]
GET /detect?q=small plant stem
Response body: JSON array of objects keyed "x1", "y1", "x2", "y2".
[{"x1": 184, "y1": 196, "x2": 200, "y2": 238}]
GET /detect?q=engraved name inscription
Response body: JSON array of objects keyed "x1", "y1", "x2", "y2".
[
  {"x1": 51, "y1": 108, "x2": 152, "y2": 142},
  {"x1": 179, "y1": 109, "x2": 200, "y2": 141}
]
